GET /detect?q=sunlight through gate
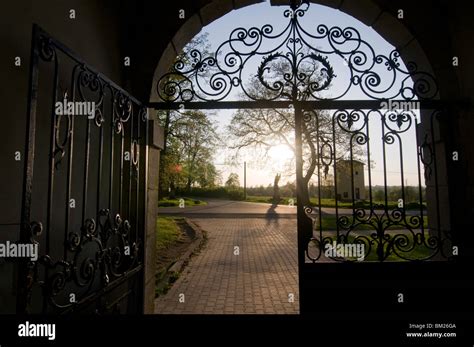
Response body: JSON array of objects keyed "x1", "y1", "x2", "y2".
[{"x1": 152, "y1": 1, "x2": 453, "y2": 267}]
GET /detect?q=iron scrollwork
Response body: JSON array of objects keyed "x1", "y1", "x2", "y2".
[
  {"x1": 157, "y1": 1, "x2": 438, "y2": 102},
  {"x1": 35, "y1": 210, "x2": 139, "y2": 310},
  {"x1": 303, "y1": 108, "x2": 451, "y2": 262}
]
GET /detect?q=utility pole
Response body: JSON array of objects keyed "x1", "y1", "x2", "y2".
[{"x1": 244, "y1": 161, "x2": 247, "y2": 200}]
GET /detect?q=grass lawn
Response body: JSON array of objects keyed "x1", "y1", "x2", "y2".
[
  {"x1": 156, "y1": 216, "x2": 181, "y2": 250},
  {"x1": 244, "y1": 196, "x2": 279, "y2": 204},
  {"x1": 158, "y1": 197, "x2": 207, "y2": 207},
  {"x1": 311, "y1": 198, "x2": 426, "y2": 210},
  {"x1": 316, "y1": 215, "x2": 429, "y2": 231},
  {"x1": 155, "y1": 216, "x2": 182, "y2": 297},
  {"x1": 344, "y1": 233, "x2": 435, "y2": 261},
  {"x1": 245, "y1": 195, "x2": 425, "y2": 210}
]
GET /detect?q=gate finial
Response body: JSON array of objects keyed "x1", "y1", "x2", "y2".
[{"x1": 290, "y1": 0, "x2": 309, "y2": 10}]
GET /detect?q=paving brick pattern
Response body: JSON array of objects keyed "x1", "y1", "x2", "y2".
[{"x1": 154, "y1": 217, "x2": 299, "y2": 314}]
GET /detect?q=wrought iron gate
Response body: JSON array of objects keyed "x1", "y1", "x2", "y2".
[
  {"x1": 151, "y1": 0, "x2": 457, "y2": 312},
  {"x1": 18, "y1": 25, "x2": 148, "y2": 314}
]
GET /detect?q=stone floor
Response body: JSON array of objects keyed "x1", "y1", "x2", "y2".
[{"x1": 154, "y1": 217, "x2": 299, "y2": 314}]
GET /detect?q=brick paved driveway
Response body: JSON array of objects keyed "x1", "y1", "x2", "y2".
[{"x1": 154, "y1": 202, "x2": 299, "y2": 314}]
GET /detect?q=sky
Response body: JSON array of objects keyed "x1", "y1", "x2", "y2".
[{"x1": 184, "y1": 0, "x2": 424, "y2": 188}]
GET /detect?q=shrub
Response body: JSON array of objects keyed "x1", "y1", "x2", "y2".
[
  {"x1": 227, "y1": 189, "x2": 245, "y2": 200},
  {"x1": 176, "y1": 187, "x2": 245, "y2": 200},
  {"x1": 158, "y1": 201, "x2": 176, "y2": 207},
  {"x1": 405, "y1": 201, "x2": 426, "y2": 210}
]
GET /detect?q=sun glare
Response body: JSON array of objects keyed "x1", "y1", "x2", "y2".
[{"x1": 268, "y1": 144, "x2": 294, "y2": 167}]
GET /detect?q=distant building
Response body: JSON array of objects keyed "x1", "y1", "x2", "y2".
[{"x1": 336, "y1": 160, "x2": 366, "y2": 201}]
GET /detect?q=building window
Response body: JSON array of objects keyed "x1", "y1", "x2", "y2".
[
  {"x1": 343, "y1": 192, "x2": 348, "y2": 198},
  {"x1": 355, "y1": 171, "x2": 358, "y2": 175}
]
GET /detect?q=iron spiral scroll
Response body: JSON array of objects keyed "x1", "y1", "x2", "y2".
[
  {"x1": 157, "y1": 1, "x2": 438, "y2": 103},
  {"x1": 28, "y1": 210, "x2": 140, "y2": 311}
]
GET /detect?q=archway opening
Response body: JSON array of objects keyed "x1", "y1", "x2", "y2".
[{"x1": 151, "y1": 0, "x2": 452, "y2": 315}]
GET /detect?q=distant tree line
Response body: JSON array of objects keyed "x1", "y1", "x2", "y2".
[{"x1": 244, "y1": 182, "x2": 425, "y2": 203}]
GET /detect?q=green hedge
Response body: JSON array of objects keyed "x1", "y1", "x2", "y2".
[
  {"x1": 176, "y1": 187, "x2": 245, "y2": 200},
  {"x1": 158, "y1": 197, "x2": 205, "y2": 207}
]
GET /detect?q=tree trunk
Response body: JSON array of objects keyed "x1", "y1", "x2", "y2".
[
  {"x1": 299, "y1": 176, "x2": 311, "y2": 206},
  {"x1": 158, "y1": 154, "x2": 166, "y2": 199},
  {"x1": 158, "y1": 109, "x2": 171, "y2": 199},
  {"x1": 169, "y1": 180, "x2": 176, "y2": 199},
  {"x1": 186, "y1": 177, "x2": 192, "y2": 192}
]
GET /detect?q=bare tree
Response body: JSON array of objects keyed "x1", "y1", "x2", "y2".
[{"x1": 227, "y1": 49, "x2": 365, "y2": 205}]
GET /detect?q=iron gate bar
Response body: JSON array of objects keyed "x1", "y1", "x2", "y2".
[
  {"x1": 18, "y1": 23, "x2": 41, "y2": 314},
  {"x1": 295, "y1": 105, "x2": 313, "y2": 271},
  {"x1": 149, "y1": 99, "x2": 457, "y2": 110}
]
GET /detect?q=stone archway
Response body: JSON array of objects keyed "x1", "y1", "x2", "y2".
[
  {"x1": 146, "y1": 0, "x2": 461, "y2": 314},
  {"x1": 147, "y1": 0, "x2": 457, "y2": 252},
  {"x1": 145, "y1": 6, "x2": 459, "y2": 244}
]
